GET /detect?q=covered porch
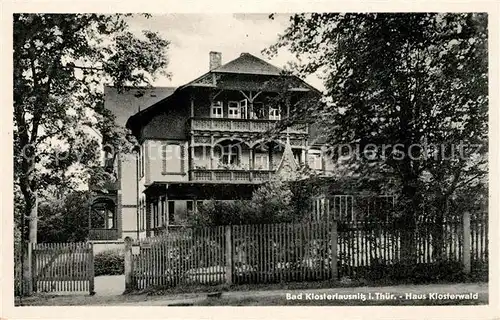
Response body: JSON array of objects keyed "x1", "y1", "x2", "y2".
[{"x1": 143, "y1": 182, "x2": 260, "y2": 236}]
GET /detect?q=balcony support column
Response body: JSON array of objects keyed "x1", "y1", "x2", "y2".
[
  {"x1": 189, "y1": 136, "x2": 195, "y2": 170},
  {"x1": 304, "y1": 140, "x2": 309, "y2": 167},
  {"x1": 210, "y1": 135, "x2": 215, "y2": 169},
  {"x1": 249, "y1": 148, "x2": 254, "y2": 170}
]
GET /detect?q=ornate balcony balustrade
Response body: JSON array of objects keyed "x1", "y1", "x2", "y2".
[
  {"x1": 189, "y1": 117, "x2": 308, "y2": 134},
  {"x1": 189, "y1": 169, "x2": 275, "y2": 183}
]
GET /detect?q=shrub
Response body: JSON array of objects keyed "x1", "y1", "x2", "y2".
[
  {"x1": 188, "y1": 178, "x2": 312, "y2": 227},
  {"x1": 94, "y1": 249, "x2": 124, "y2": 276}
]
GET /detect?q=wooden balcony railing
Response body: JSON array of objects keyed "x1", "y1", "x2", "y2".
[
  {"x1": 89, "y1": 229, "x2": 119, "y2": 241},
  {"x1": 189, "y1": 118, "x2": 308, "y2": 134},
  {"x1": 190, "y1": 169, "x2": 275, "y2": 183}
]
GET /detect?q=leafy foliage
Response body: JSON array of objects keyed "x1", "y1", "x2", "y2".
[
  {"x1": 265, "y1": 13, "x2": 488, "y2": 222},
  {"x1": 13, "y1": 14, "x2": 170, "y2": 240},
  {"x1": 94, "y1": 249, "x2": 124, "y2": 276},
  {"x1": 37, "y1": 191, "x2": 91, "y2": 243},
  {"x1": 189, "y1": 179, "x2": 312, "y2": 226}
]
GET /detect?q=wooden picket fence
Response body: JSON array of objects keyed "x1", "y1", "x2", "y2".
[
  {"x1": 231, "y1": 222, "x2": 337, "y2": 284},
  {"x1": 125, "y1": 211, "x2": 487, "y2": 290},
  {"x1": 127, "y1": 222, "x2": 338, "y2": 290},
  {"x1": 336, "y1": 212, "x2": 488, "y2": 278},
  {"x1": 15, "y1": 242, "x2": 95, "y2": 296},
  {"x1": 131, "y1": 226, "x2": 227, "y2": 289}
]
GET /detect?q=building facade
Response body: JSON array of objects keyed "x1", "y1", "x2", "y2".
[{"x1": 88, "y1": 52, "x2": 340, "y2": 241}]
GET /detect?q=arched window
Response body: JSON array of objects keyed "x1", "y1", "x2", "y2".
[
  {"x1": 90, "y1": 198, "x2": 116, "y2": 229},
  {"x1": 214, "y1": 145, "x2": 240, "y2": 165}
]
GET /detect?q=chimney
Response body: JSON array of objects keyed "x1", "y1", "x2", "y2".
[{"x1": 209, "y1": 51, "x2": 222, "y2": 70}]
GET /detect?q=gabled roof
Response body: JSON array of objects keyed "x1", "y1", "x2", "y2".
[
  {"x1": 212, "y1": 52, "x2": 283, "y2": 76},
  {"x1": 126, "y1": 53, "x2": 322, "y2": 132},
  {"x1": 104, "y1": 86, "x2": 176, "y2": 127}
]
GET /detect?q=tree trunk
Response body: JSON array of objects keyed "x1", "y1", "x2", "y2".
[
  {"x1": 398, "y1": 182, "x2": 418, "y2": 266},
  {"x1": 29, "y1": 193, "x2": 38, "y2": 244},
  {"x1": 431, "y1": 197, "x2": 447, "y2": 261},
  {"x1": 19, "y1": 172, "x2": 37, "y2": 296},
  {"x1": 20, "y1": 156, "x2": 38, "y2": 243}
]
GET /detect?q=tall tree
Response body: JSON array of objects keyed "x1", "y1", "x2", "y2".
[
  {"x1": 266, "y1": 13, "x2": 488, "y2": 261},
  {"x1": 13, "y1": 14, "x2": 171, "y2": 241}
]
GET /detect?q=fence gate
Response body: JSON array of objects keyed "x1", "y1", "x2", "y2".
[{"x1": 32, "y1": 242, "x2": 95, "y2": 294}]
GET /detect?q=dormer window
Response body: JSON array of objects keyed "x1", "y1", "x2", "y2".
[
  {"x1": 269, "y1": 106, "x2": 281, "y2": 120},
  {"x1": 228, "y1": 101, "x2": 241, "y2": 119},
  {"x1": 211, "y1": 101, "x2": 223, "y2": 118}
]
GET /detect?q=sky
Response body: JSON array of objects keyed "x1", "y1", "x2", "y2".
[{"x1": 126, "y1": 14, "x2": 324, "y2": 91}]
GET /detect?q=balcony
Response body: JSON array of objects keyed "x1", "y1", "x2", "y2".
[
  {"x1": 190, "y1": 169, "x2": 275, "y2": 183},
  {"x1": 89, "y1": 229, "x2": 119, "y2": 241},
  {"x1": 189, "y1": 118, "x2": 308, "y2": 134}
]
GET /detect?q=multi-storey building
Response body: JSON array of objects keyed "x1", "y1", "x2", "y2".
[{"x1": 88, "y1": 52, "x2": 339, "y2": 241}]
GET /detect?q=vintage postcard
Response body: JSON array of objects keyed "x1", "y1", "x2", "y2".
[{"x1": 1, "y1": 1, "x2": 499, "y2": 319}]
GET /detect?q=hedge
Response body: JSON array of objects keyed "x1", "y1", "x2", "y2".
[{"x1": 94, "y1": 249, "x2": 124, "y2": 276}]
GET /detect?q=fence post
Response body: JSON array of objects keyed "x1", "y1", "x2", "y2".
[
  {"x1": 462, "y1": 211, "x2": 471, "y2": 274},
  {"x1": 88, "y1": 242, "x2": 95, "y2": 295},
  {"x1": 124, "y1": 237, "x2": 134, "y2": 291},
  {"x1": 331, "y1": 221, "x2": 338, "y2": 280},
  {"x1": 225, "y1": 225, "x2": 233, "y2": 285}
]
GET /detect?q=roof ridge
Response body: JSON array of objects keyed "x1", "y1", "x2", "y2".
[
  {"x1": 104, "y1": 85, "x2": 177, "y2": 90},
  {"x1": 212, "y1": 52, "x2": 283, "y2": 75}
]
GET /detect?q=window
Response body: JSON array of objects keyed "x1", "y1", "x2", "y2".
[
  {"x1": 308, "y1": 150, "x2": 323, "y2": 170},
  {"x1": 196, "y1": 201, "x2": 204, "y2": 212},
  {"x1": 187, "y1": 201, "x2": 193, "y2": 213},
  {"x1": 252, "y1": 102, "x2": 265, "y2": 119},
  {"x1": 103, "y1": 149, "x2": 114, "y2": 173},
  {"x1": 107, "y1": 211, "x2": 114, "y2": 228},
  {"x1": 153, "y1": 200, "x2": 159, "y2": 227},
  {"x1": 162, "y1": 143, "x2": 184, "y2": 174},
  {"x1": 211, "y1": 101, "x2": 223, "y2": 118},
  {"x1": 240, "y1": 99, "x2": 248, "y2": 119},
  {"x1": 90, "y1": 198, "x2": 116, "y2": 230},
  {"x1": 293, "y1": 149, "x2": 303, "y2": 166},
  {"x1": 269, "y1": 106, "x2": 281, "y2": 120},
  {"x1": 168, "y1": 201, "x2": 175, "y2": 225},
  {"x1": 228, "y1": 101, "x2": 240, "y2": 119},
  {"x1": 160, "y1": 197, "x2": 166, "y2": 226},
  {"x1": 254, "y1": 153, "x2": 269, "y2": 170},
  {"x1": 218, "y1": 145, "x2": 239, "y2": 165}
]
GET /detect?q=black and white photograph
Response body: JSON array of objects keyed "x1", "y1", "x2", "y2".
[{"x1": 2, "y1": 3, "x2": 498, "y2": 318}]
